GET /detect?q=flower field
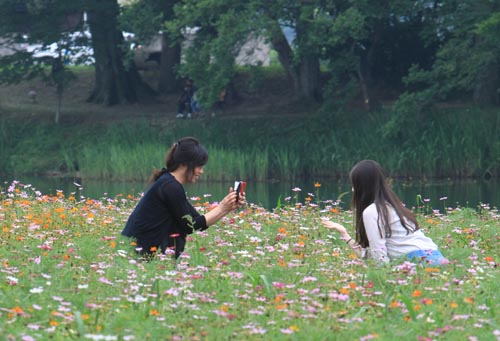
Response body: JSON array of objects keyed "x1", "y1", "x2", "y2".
[{"x1": 1, "y1": 181, "x2": 499, "y2": 340}]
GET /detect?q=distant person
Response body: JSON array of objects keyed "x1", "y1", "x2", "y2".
[
  {"x1": 176, "y1": 81, "x2": 193, "y2": 119},
  {"x1": 176, "y1": 78, "x2": 201, "y2": 119},
  {"x1": 321, "y1": 160, "x2": 448, "y2": 265},
  {"x1": 122, "y1": 137, "x2": 244, "y2": 259}
]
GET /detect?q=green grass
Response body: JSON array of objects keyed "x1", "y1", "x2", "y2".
[
  {"x1": 0, "y1": 182, "x2": 499, "y2": 340},
  {"x1": 2, "y1": 106, "x2": 499, "y2": 181}
]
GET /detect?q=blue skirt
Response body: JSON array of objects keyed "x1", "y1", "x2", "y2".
[{"x1": 406, "y1": 249, "x2": 448, "y2": 265}]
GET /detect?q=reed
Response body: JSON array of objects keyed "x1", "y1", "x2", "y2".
[{"x1": 0, "y1": 107, "x2": 498, "y2": 180}]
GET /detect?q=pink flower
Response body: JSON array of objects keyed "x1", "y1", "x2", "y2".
[{"x1": 98, "y1": 277, "x2": 113, "y2": 285}]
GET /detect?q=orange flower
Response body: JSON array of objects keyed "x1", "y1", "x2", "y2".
[
  {"x1": 330, "y1": 207, "x2": 339, "y2": 214},
  {"x1": 464, "y1": 297, "x2": 474, "y2": 304},
  {"x1": 424, "y1": 267, "x2": 440, "y2": 273},
  {"x1": 349, "y1": 282, "x2": 356, "y2": 289},
  {"x1": 422, "y1": 298, "x2": 433, "y2": 305},
  {"x1": 411, "y1": 290, "x2": 421, "y2": 297},
  {"x1": 390, "y1": 301, "x2": 399, "y2": 308},
  {"x1": 450, "y1": 302, "x2": 458, "y2": 308},
  {"x1": 314, "y1": 182, "x2": 321, "y2": 188},
  {"x1": 150, "y1": 309, "x2": 161, "y2": 316},
  {"x1": 149, "y1": 246, "x2": 157, "y2": 252},
  {"x1": 11, "y1": 306, "x2": 24, "y2": 315}
]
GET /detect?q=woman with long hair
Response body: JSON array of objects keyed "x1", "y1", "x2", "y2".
[
  {"x1": 122, "y1": 136, "x2": 243, "y2": 259},
  {"x1": 322, "y1": 160, "x2": 447, "y2": 265}
]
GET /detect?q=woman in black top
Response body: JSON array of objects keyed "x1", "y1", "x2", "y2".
[{"x1": 122, "y1": 137, "x2": 242, "y2": 258}]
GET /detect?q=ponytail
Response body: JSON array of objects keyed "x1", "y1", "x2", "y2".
[
  {"x1": 147, "y1": 137, "x2": 208, "y2": 185},
  {"x1": 147, "y1": 167, "x2": 168, "y2": 185}
]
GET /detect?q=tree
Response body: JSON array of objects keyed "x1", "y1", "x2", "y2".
[
  {"x1": 399, "y1": 0, "x2": 500, "y2": 107},
  {"x1": 121, "y1": 0, "x2": 182, "y2": 94},
  {"x1": 259, "y1": 1, "x2": 322, "y2": 100},
  {"x1": 0, "y1": 0, "x2": 83, "y2": 123},
  {"x1": 165, "y1": 0, "x2": 251, "y2": 107},
  {"x1": 0, "y1": 0, "x2": 156, "y2": 109},
  {"x1": 85, "y1": 0, "x2": 156, "y2": 105},
  {"x1": 166, "y1": 0, "x2": 440, "y2": 109},
  {"x1": 166, "y1": 0, "x2": 325, "y2": 105}
]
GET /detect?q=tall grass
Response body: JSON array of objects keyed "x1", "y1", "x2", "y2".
[{"x1": 0, "y1": 107, "x2": 499, "y2": 181}]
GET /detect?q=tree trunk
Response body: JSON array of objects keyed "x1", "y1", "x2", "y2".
[
  {"x1": 158, "y1": 32, "x2": 181, "y2": 94},
  {"x1": 86, "y1": 0, "x2": 155, "y2": 105},
  {"x1": 157, "y1": 0, "x2": 181, "y2": 94},
  {"x1": 269, "y1": 8, "x2": 321, "y2": 101},
  {"x1": 357, "y1": 61, "x2": 370, "y2": 111},
  {"x1": 473, "y1": 61, "x2": 499, "y2": 106},
  {"x1": 270, "y1": 26, "x2": 321, "y2": 100},
  {"x1": 55, "y1": 92, "x2": 62, "y2": 124},
  {"x1": 297, "y1": 55, "x2": 321, "y2": 101},
  {"x1": 269, "y1": 25, "x2": 300, "y2": 95}
]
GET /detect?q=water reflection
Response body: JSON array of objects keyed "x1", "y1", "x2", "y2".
[{"x1": 2, "y1": 176, "x2": 498, "y2": 211}]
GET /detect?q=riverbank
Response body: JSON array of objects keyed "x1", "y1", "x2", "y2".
[{"x1": 1, "y1": 67, "x2": 499, "y2": 181}]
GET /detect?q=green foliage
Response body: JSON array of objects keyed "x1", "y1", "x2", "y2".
[
  {"x1": 0, "y1": 52, "x2": 44, "y2": 84},
  {"x1": 119, "y1": 0, "x2": 163, "y2": 41},
  {"x1": 398, "y1": 0, "x2": 500, "y2": 107},
  {"x1": 1, "y1": 104, "x2": 499, "y2": 180}
]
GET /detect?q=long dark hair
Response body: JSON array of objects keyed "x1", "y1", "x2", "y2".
[
  {"x1": 349, "y1": 160, "x2": 419, "y2": 248},
  {"x1": 148, "y1": 136, "x2": 208, "y2": 184}
]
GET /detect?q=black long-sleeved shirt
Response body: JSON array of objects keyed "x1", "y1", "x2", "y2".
[{"x1": 122, "y1": 172, "x2": 207, "y2": 257}]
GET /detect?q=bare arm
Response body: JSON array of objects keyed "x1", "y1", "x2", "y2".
[
  {"x1": 321, "y1": 218, "x2": 365, "y2": 258},
  {"x1": 204, "y1": 188, "x2": 244, "y2": 226}
]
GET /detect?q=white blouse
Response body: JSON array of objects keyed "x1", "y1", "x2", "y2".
[{"x1": 362, "y1": 203, "x2": 438, "y2": 263}]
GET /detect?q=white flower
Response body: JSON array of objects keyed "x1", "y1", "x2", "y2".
[{"x1": 30, "y1": 287, "x2": 44, "y2": 294}]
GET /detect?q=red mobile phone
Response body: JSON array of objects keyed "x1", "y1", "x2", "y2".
[{"x1": 234, "y1": 181, "x2": 247, "y2": 202}]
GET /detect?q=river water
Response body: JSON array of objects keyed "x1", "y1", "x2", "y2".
[{"x1": 2, "y1": 176, "x2": 498, "y2": 212}]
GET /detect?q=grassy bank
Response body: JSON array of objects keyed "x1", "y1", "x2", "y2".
[
  {"x1": 0, "y1": 67, "x2": 499, "y2": 181},
  {"x1": 0, "y1": 182, "x2": 499, "y2": 339},
  {"x1": 0, "y1": 106, "x2": 499, "y2": 181}
]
